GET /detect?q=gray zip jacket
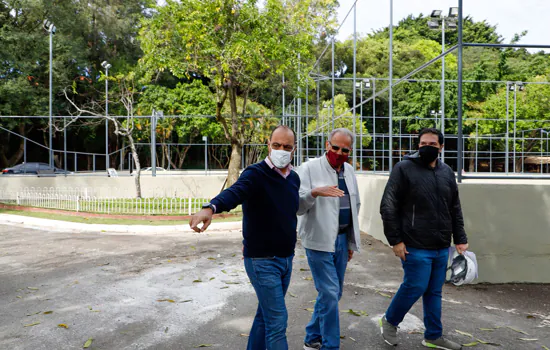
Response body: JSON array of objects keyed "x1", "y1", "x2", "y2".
[{"x1": 297, "y1": 154, "x2": 361, "y2": 252}]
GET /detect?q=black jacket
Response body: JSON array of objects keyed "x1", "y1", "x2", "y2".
[{"x1": 380, "y1": 152, "x2": 468, "y2": 250}]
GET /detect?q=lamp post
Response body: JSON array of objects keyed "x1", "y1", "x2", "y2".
[
  {"x1": 43, "y1": 20, "x2": 56, "y2": 168},
  {"x1": 203, "y1": 136, "x2": 208, "y2": 175},
  {"x1": 355, "y1": 79, "x2": 371, "y2": 171},
  {"x1": 101, "y1": 61, "x2": 112, "y2": 172},
  {"x1": 428, "y1": 8, "x2": 458, "y2": 163}
]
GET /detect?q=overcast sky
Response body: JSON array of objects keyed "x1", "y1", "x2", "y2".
[{"x1": 336, "y1": 0, "x2": 550, "y2": 49}]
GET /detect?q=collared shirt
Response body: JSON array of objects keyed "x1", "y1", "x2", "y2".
[
  {"x1": 337, "y1": 166, "x2": 352, "y2": 232},
  {"x1": 265, "y1": 156, "x2": 293, "y2": 179}
]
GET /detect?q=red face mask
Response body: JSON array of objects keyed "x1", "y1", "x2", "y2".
[{"x1": 326, "y1": 150, "x2": 349, "y2": 168}]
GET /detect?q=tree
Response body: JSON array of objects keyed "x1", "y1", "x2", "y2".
[{"x1": 139, "y1": 0, "x2": 337, "y2": 187}]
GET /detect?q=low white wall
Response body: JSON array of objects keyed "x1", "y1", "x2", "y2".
[{"x1": 356, "y1": 174, "x2": 550, "y2": 284}]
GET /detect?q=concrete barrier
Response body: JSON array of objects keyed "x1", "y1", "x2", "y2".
[{"x1": 356, "y1": 174, "x2": 550, "y2": 284}]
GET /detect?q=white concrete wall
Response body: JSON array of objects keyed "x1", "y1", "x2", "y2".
[
  {"x1": 2, "y1": 172, "x2": 550, "y2": 283},
  {"x1": 355, "y1": 174, "x2": 550, "y2": 284}
]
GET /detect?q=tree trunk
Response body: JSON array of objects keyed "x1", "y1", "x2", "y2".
[
  {"x1": 127, "y1": 134, "x2": 142, "y2": 198},
  {"x1": 227, "y1": 141, "x2": 242, "y2": 188}
]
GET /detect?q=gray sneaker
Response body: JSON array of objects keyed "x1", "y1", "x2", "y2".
[
  {"x1": 303, "y1": 341, "x2": 321, "y2": 350},
  {"x1": 422, "y1": 337, "x2": 462, "y2": 350},
  {"x1": 379, "y1": 315, "x2": 398, "y2": 346}
]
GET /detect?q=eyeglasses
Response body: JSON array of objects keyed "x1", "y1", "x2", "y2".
[{"x1": 329, "y1": 142, "x2": 351, "y2": 154}]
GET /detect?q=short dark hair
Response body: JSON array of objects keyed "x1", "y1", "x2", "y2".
[
  {"x1": 418, "y1": 128, "x2": 444, "y2": 145},
  {"x1": 270, "y1": 125, "x2": 296, "y2": 143}
]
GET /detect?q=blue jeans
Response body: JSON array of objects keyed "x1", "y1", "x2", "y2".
[
  {"x1": 304, "y1": 234, "x2": 348, "y2": 350},
  {"x1": 244, "y1": 255, "x2": 293, "y2": 350},
  {"x1": 385, "y1": 247, "x2": 449, "y2": 340}
]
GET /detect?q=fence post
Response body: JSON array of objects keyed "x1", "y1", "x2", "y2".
[
  {"x1": 76, "y1": 195, "x2": 80, "y2": 212},
  {"x1": 188, "y1": 197, "x2": 192, "y2": 216},
  {"x1": 16, "y1": 193, "x2": 20, "y2": 206}
]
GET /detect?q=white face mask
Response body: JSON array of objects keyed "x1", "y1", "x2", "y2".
[{"x1": 270, "y1": 149, "x2": 292, "y2": 169}]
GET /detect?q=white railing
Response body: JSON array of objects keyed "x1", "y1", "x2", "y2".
[{"x1": 0, "y1": 189, "x2": 232, "y2": 215}]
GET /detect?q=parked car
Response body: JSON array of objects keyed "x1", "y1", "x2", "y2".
[{"x1": 2, "y1": 162, "x2": 72, "y2": 175}]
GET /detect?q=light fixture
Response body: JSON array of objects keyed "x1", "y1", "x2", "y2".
[
  {"x1": 363, "y1": 79, "x2": 371, "y2": 89},
  {"x1": 517, "y1": 82, "x2": 525, "y2": 92},
  {"x1": 508, "y1": 83, "x2": 515, "y2": 91},
  {"x1": 101, "y1": 61, "x2": 112, "y2": 69},
  {"x1": 446, "y1": 20, "x2": 458, "y2": 30},
  {"x1": 430, "y1": 10, "x2": 442, "y2": 18},
  {"x1": 43, "y1": 19, "x2": 56, "y2": 34},
  {"x1": 448, "y1": 7, "x2": 459, "y2": 18},
  {"x1": 427, "y1": 20, "x2": 440, "y2": 30}
]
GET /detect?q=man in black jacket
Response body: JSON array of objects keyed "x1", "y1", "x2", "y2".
[{"x1": 379, "y1": 128, "x2": 468, "y2": 350}]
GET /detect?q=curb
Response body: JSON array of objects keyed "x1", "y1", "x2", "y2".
[{"x1": 0, "y1": 213, "x2": 242, "y2": 235}]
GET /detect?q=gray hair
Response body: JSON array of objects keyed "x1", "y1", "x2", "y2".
[{"x1": 329, "y1": 128, "x2": 355, "y2": 146}]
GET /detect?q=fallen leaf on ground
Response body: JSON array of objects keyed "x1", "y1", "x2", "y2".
[
  {"x1": 304, "y1": 308, "x2": 314, "y2": 312},
  {"x1": 518, "y1": 338, "x2": 538, "y2": 341},
  {"x1": 88, "y1": 306, "x2": 93, "y2": 310},
  {"x1": 26, "y1": 311, "x2": 41, "y2": 316},
  {"x1": 299, "y1": 268, "x2": 310, "y2": 271},
  {"x1": 190, "y1": 246, "x2": 196, "y2": 250},
  {"x1": 24, "y1": 322, "x2": 40, "y2": 327},
  {"x1": 209, "y1": 277, "x2": 215, "y2": 281},
  {"x1": 303, "y1": 277, "x2": 313, "y2": 281},
  {"x1": 220, "y1": 286, "x2": 229, "y2": 289},
  {"x1": 239, "y1": 334, "x2": 249, "y2": 337},
  {"x1": 340, "y1": 335, "x2": 346, "y2": 339},
  {"x1": 221, "y1": 270, "x2": 227, "y2": 274},
  {"x1": 58, "y1": 324, "x2": 69, "y2": 329},
  {"x1": 456, "y1": 330, "x2": 474, "y2": 338},
  {"x1": 541, "y1": 346, "x2": 549, "y2": 350},
  {"x1": 507, "y1": 327, "x2": 529, "y2": 335},
  {"x1": 165, "y1": 327, "x2": 169, "y2": 333},
  {"x1": 83, "y1": 338, "x2": 93, "y2": 348},
  {"x1": 475, "y1": 338, "x2": 501, "y2": 346},
  {"x1": 195, "y1": 345, "x2": 213, "y2": 348},
  {"x1": 288, "y1": 292, "x2": 297, "y2": 298},
  {"x1": 462, "y1": 341, "x2": 480, "y2": 347},
  {"x1": 526, "y1": 315, "x2": 536, "y2": 319},
  {"x1": 207, "y1": 257, "x2": 216, "y2": 260},
  {"x1": 182, "y1": 300, "x2": 193, "y2": 303},
  {"x1": 299, "y1": 255, "x2": 306, "y2": 259},
  {"x1": 224, "y1": 281, "x2": 240, "y2": 285},
  {"x1": 349, "y1": 337, "x2": 356, "y2": 342},
  {"x1": 193, "y1": 279, "x2": 202, "y2": 283},
  {"x1": 376, "y1": 291, "x2": 392, "y2": 298},
  {"x1": 27, "y1": 287, "x2": 38, "y2": 291},
  {"x1": 342, "y1": 309, "x2": 367, "y2": 317},
  {"x1": 232, "y1": 254, "x2": 236, "y2": 257},
  {"x1": 16, "y1": 296, "x2": 22, "y2": 299},
  {"x1": 479, "y1": 328, "x2": 496, "y2": 332},
  {"x1": 157, "y1": 299, "x2": 175, "y2": 303},
  {"x1": 43, "y1": 311, "x2": 53, "y2": 315},
  {"x1": 408, "y1": 331, "x2": 423, "y2": 335}
]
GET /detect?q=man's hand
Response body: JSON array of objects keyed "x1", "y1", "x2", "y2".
[
  {"x1": 312, "y1": 186, "x2": 344, "y2": 198},
  {"x1": 392, "y1": 242, "x2": 409, "y2": 261},
  {"x1": 455, "y1": 243, "x2": 469, "y2": 255},
  {"x1": 348, "y1": 250, "x2": 354, "y2": 262},
  {"x1": 189, "y1": 208, "x2": 213, "y2": 233}
]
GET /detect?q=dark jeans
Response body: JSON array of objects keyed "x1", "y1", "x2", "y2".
[
  {"x1": 304, "y1": 234, "x2": 348, "y2": 349},
  {"x1": 385, "y1": 246, "x2": 449, "y2": 340},
  {"x1": 244, "y1": 255, "x2": 293, "y2": 350}
]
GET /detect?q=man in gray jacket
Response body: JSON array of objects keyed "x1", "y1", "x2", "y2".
[{"x1": 297, "y1": 128, "x2": 361, "y2": 350}]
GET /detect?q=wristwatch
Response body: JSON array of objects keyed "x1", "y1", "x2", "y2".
[{"x1": 202, "y1": 202, "x2": 215, "y2": 213}]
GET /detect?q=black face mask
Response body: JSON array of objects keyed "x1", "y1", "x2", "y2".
[{"x1": 419, "y1": 145, "x2": 440, "y2": 165}]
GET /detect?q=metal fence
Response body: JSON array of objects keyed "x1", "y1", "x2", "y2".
[{"x1": 0, "y1": 188, "x2": 233, "y2": 215}]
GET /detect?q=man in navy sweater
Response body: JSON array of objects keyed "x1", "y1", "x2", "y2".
[{"x1": 190, "y1": 125, "x2": 300, "y2": 350}]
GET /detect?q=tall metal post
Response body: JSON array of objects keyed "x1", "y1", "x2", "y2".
[
  {"x1": 456, "y1": 0, "x2": 464, "y2": 182},
  {"x1": 352, "y1": 3, "x2": 357, "y2": 170},
  {"x1": 282, "y1": 73, "x2": 285, "y2": 125},
  {"x1": 306, "y1": 87, "x2": 309, "y2": 160},
  {"x1": 373, "y1": 79, "x2": 377, "y2": 172},
  {"x1": 151, "y1": 110, "x2": 156, "y2": 177},
  {"x1": 505, "y1": 83, "x2": 510, "y2": 174},
  {"x1": 105, "y1": 66, "x2": 109, "y2": 171},
  {"x1": 204, "y1": 136, "x2": 208, "y2": 176},
  {"x1": 441, "y1": 18, "x2": 446, "y2": 162},
  {"x1": 513, "y1": 85, "x2": 517, "y2": 172},
  {"x1": 317, "y1": 74, "x2": 322, "y2": 156},
  {"x1": 297, "y1": 53, "x2": 302, "y2": 166},
  {"x1": 49, "y1": 28, "x2": 53, "y2": 168},
  {"x1": 64, "y1": 117, "x2": 67, "y2": 172},
  {"x1": 360, "y1": 82, "x2": 363, "y2": 171},
  {"x1": 389, "y1": 0, "x2": 394, "y2": 172},
  {"x1": 331, "y1": 38, "x2": 335, "y2": 131}
]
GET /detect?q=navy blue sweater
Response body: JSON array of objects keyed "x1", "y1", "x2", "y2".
[{"x1": 210, "y1": 161, "x2": 300, "y2": 258}]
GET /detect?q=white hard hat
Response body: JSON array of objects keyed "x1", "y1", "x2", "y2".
[{"x1": 448, "y1": 251, "x2": 477, "y2": 286}]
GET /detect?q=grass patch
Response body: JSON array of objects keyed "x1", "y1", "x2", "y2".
[{"x1": 0, "y1": 208, "x2": 242, "y2": 226}]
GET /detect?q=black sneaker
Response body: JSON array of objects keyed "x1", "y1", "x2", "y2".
[{"x1": 303, "y1": 341, "x2": 322, "y2": 350}]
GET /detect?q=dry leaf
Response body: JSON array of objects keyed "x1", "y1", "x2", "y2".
[
  {"x1": 342, "y1": 309, "x2": 367, "y2": 317},
  {"x1": 43, "y1": 311, "x2": 53, "y2": 315},
  {"x1": 182, "y1": 300, "x2": 193, "y2": 303},
  {"x1": 288, "y1": 292, "x2": 297, "y2": 298},
  {"x1": 195, "y1": 345, "x2": 213, "y2": 348},
  {"x1": 526, "y1": 315, "x2": 536, "y2": 319},
  {"x1": 209, "y1": 277, "x2": 215, "y2": 281},
  {"x1": 507, "y1": 327, "x2": 529, "y2": 335},
  {"x1": 83, "y1": 338, "x2": 93, "y2": 348},
  {"x1": 224, "y1": 281, "x2": 240, "y2": 285},
  {"x1": 16, "y1": 296, "x2": 22, "y2": 299},
  {"x1": 303, "y1": 277, "x2": 313, "y2": 281},
  {"x1": 462, "y1": 341, "x2": 479, "y2": 347},
  {"x1": 304, "y1": 308, "x2": 314, "y2": 312},
  {"x1": 221, "y1": 270, "x2": 227, "y2": 274},
  {"x1": 27, "y1": 287, "x2": 38, "y2": 291},
  {"x1": 239, "y1": 334, "x2": 249, "y2": 337},
  {"x1": 340, "y1": 335, "x2": 346, "y2": 339},
  {"x1": 475, "y1": 338, "x2": 501, "y2": 346},
  {"x1": 299, "y1": 268, "x2": 310, "y2": 272},
  {"x1": 207, "y1": 257, "x2": 216, "y2": 260},
  {"x1": 456, "y1": 330, "x2": 474, "y2": 338},
  {"x1": 157, "y1": 299, "x2": 175, "y2": 303},
  {"x1": 193, "y1": 279, "x2": 202, "y2": 283},
  {"x1": 376, "y1": 291, "x2": 392, "y2": 298},
  {"x1": 518, "y1": 338, "x2": 538, "y2": 341},
  {"x1": 58, "y1": 324, "x2": 69, "y2": 329},
  {"x1": 220, "y1": 286, "x2": 229, "y2": 289},
  {"x1": 24, "y1": 322, "x2": 40, "y2": 327},
  {"x1": 26, "y1": 311, "x2": 41, "y2": 316}
]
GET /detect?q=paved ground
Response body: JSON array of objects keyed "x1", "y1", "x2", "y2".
[{"x1": 0, "y1": 218, "x2": 548, "y2": 350}]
